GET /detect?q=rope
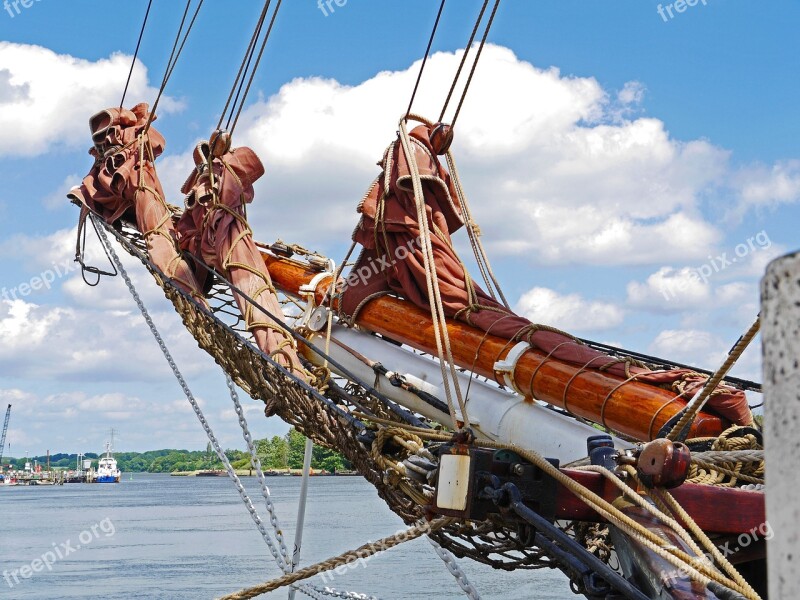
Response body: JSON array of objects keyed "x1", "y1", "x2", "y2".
[
  {"x1": 218, "y1": 518, "x2": 452, "y2": 600},
  {"x1": 444, "y1": 146, "x2": 508, "y2": 307},
  {"x1": 667, "y1": 316, "x2": 760, "y2": 442},
  {"x1": 97, "y1": 214, "x2": 380, "y2": 600},
  {"x1": 687, "y1": 426, "x2": 764, "y2": 486},
  {"x1": 119, "y1": 0, "x2": 153, "y2": 110},
  {"x1": 405, "y1": 0, "x2": 447, "y2": 118},
  {"x1": 397, "y1": 116, "x2": 470, "y2": 429}
]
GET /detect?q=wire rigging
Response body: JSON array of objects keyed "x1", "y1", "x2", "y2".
[
  {"x1": 119, "y1": 0, "x2": 154, "y2": 110},
  {"x1": 230, "y1": 0, "x2": 283, "y2": 135},
  {"x1": 217, "y1": 1, "x2": 273, "y2": 131},
  {"x1": 405, "y1": 0, "x2": 447, "y2": 119},
  {"x1": 450, "y1": 0, "x2": 501, "y2": 129},
  {"x1": 438, "y1": 0, "x2": 489, "y2": 122},
  {"x1": 144, "y1": 0, "x2": 205, "y2": 133}
]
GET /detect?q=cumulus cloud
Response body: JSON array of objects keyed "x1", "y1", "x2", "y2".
[
  {"x1": 627, "y1": 266, "x2": 712, "y2": 312},
  {"x1": 0, "y1": 297, "x2": 211, "y2": 382},
  {"x1": 515, "y1": 287, "x2": 624, "y2": 333},
  {"x1": 0, "y1": 42, "x2": 182, "y2": 157},
  {"x1": 735, "y1": 160, "x2": 800, "y2": 212},
  {"x1": 145, "y1": 45, "x2": 732, "y2": 267},
  {"x1": 649, "y1": 328, "x2": 728, "y2": 369}
]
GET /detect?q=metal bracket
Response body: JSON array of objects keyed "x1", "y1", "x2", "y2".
[{"x1": 492, "y1": 341, "x2": 530, "y2": 394}]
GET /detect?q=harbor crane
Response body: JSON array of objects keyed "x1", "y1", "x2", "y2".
[{"x1": 0, "y1": 404, "x2": 10, "y2": 470}]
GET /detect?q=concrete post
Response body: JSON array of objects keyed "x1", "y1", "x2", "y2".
[{"x1": 762, "y1": 251, "x2": 800, "y2": 599}]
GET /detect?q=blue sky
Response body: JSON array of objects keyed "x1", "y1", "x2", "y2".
[{"x1": 1, "y1": 1, "x2": 798, "y2": 455}]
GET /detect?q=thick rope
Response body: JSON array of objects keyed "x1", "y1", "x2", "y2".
[
  {"x1": 218, "y1": 518, "x2": 452, "y2": 600},
  {"x1": 667, "y1": 316, "x2": 760, "y2": 441},
  {"x1": 397, "y1": 116, "x2": 470, "y2": 429}
]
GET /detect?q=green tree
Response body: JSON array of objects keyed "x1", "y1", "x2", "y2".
[
  {"x1": 259, "y1": 436, "x2": 289, "y2": 469},
  {"x1": 287, "y1": 428, "x2": 307, "y2": 469}
]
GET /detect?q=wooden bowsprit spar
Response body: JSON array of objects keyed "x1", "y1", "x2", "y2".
[{"x1": 260, "y1": 251, "x2": 727, "y2": 442}]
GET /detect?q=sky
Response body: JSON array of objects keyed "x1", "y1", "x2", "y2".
[{"x1": 0, "y1": 0, "x2": 798, "y2": 456}]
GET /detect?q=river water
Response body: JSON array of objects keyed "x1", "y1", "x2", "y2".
[{"x1": 0, "y1": 473, "x2": 574, "y2": 599}]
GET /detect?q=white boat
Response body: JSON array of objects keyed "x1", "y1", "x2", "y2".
[{"x1": 95, "y1": 441, "x2": 120, "y2": 484}]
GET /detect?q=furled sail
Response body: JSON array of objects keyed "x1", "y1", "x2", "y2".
[
  {"x1": 68, "y1": 103, "x2": 206, "y2": 302},
  {"x1": 342, "y1": 120, "x2": 752, "y2": 427}
]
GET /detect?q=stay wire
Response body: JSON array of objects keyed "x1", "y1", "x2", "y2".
[
  {"x1": 144, "y1": 0, "x2": 205, "y2": 133},
  {"x1": 119, "y1": 0, "x2": 153, "y2": 110},
  {"x1": 450, "y1": 0, "x2": 501, "y2": 130},
  {"x1": 438, "y1": 0, "x2": 489, "y2": 123},
  {"x1": 219, "y1": 0, "x2": 272, "y2": 131},
  {"x1": 230, "y1": 0, "x2": 283, "y2": 136},
  {"x1": 405, "y1": 0, "x2": 447, "y2": 119}
]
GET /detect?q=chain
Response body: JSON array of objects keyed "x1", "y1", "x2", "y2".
[
  {"x1": 95, "y1": 215, "x2": 380, "y2": 600},
  {"x1": 226, "y1": 373, "x2": 292, "y2": 567},
  {"x1": 427, "y1": 536, "x2": 482, "y2": 600},
  {"x1": 94, "y1": 215, "x2": 288, "y2": 570}
]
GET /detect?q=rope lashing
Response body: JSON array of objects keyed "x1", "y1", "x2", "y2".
[{"x1": 667, "y1": 316, "x2": 761, "y2": 442}]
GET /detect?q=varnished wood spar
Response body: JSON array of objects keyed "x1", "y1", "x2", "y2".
[{"x1": 262, "y1": 253, "x2": 725, "y2": 441}]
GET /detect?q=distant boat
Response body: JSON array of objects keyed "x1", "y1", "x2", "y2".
[
  {"x1": 195, "y1": 469, "x2": 226, "y2": 477},
  {"x1": 96, "y1": 441, "x2": 121, "y2": 484}
]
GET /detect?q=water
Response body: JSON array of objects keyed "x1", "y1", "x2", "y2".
[{"x1": 0, "y1": 474, "x2": 574, "y2": 599}]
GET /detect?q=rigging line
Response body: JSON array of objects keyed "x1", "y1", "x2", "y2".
[
  {"x1": 219, "y1": 0, "x2": 272, "y2": 131},
  {"x1": 229, "y1": 0, "x2": 283, "y2": 135},
  {"x1": 438, "y1": 0, "x2": 489, "y2": 123},
  {"x1": 404, "y1": 0, "x2": 447, "y2": 119},
  {"x1": 119, "y1": 0, "x2": 154, "y2": 110},
  {"x1": 450, "y1": 0, "x2": 501, "y2": 130},
  {"x1": 144, "y1": 0, "x2": 205, "y2": 133}
]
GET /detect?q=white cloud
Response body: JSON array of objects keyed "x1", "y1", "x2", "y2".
[
  {"x1": 649, "y1": 328, "x2": 728, "y2": 369},
  {"x1": 0, "y1": 296, "x2": 211, "y2": 383},
  {"x1": 515, "y1": 287, "x2": 624, "y2": 333},
  {"x1": 627, "y1": 266, "x2": 711, "y2": 312},
  {"x1": 0, "y1": 42, "x2": 183, "y2": 157},
  {"x1": 145, "y1": 45, "x2": 738, "y2": 267},
  {"x1": 736, "y1": 160, "x2": 800, "y2": 211}
]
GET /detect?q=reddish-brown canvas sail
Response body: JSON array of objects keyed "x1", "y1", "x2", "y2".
[
  {"x1": 176, "y1": 138, "x2": 306, "y2": 382},
  {"x1": 68, "y1": 103, "x2": 205, "y2": 302},
  {"x1": 342, "y1": 122, "x2": 752, "y2": 426}
]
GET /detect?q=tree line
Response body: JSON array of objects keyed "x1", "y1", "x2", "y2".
[{"x1": 2, "y1": 428, "x2": 348, "y2": 474}]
